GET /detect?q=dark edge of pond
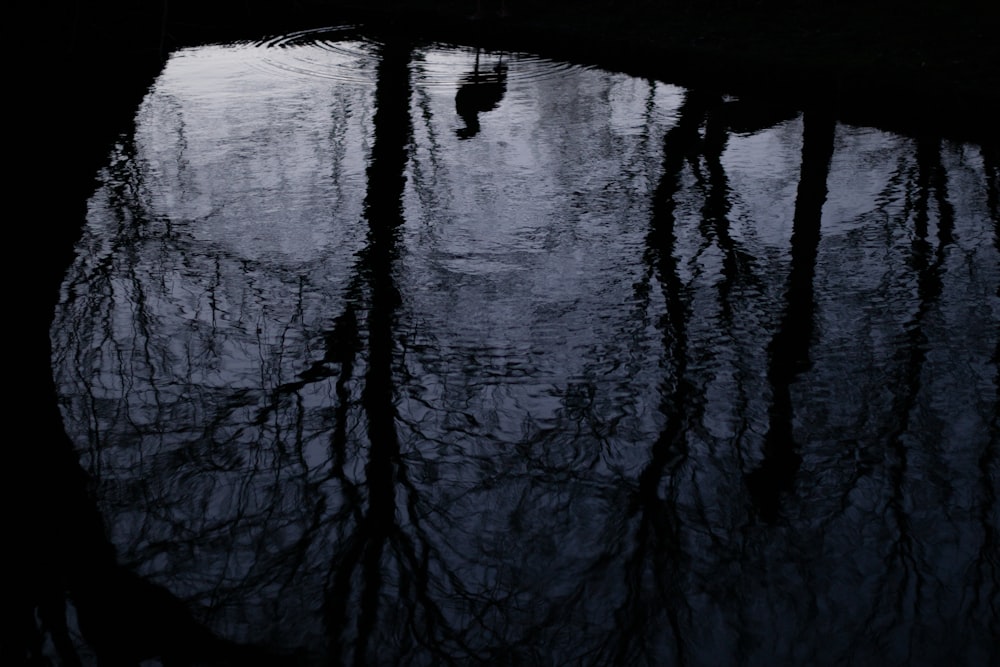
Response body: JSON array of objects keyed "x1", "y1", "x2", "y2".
[
  {"x1": 385, "y1": 1, "x2": 1000, "y2": 149},
  {"x1": 54, "y1": 1, "x2": 999, "y2": 146},
  {"x1": 36, "y1": 2, "x2": 1000, "y2": 149}
]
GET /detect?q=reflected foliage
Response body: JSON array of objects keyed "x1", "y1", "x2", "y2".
[{"x1": 46, "y1": 35, "x2": 999, "y2": 667}]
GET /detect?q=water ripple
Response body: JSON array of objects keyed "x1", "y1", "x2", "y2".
[
  {"x1": 412, "y1": 42, "x2": 590, "y2": 89},
  {"x1": 247, "y1": 26, "x2": 379, "y2": 84},
  {"x1": 245, "y1": 27, "x2": 589, "y2": 88}
]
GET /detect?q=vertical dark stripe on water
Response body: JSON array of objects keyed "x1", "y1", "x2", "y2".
[
  {"x1": 746, "y1": 109, "x2": 835, "y2": 522},
  {"x1": 323, "y1": 35, "x2": 413, "y2": 667},
  {"x1": 614, "y1": 89, "x2": 713, "y2": 667}
]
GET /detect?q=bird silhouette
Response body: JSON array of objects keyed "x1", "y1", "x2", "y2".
[{"x1": 455, "y1": 49, "x2": 508, "y2": 140}]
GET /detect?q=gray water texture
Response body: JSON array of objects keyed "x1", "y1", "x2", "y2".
[{"x1": 50, "y1": 33, "x2": 999, "y2": 666}]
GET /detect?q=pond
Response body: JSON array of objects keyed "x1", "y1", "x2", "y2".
[{"x1": 49, "y1": 27, "x2": 998, "y2": 666}]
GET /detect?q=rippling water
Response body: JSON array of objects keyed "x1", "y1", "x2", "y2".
[{"x1": 50, "y1": 28, "x2": 998, "y2": 666}]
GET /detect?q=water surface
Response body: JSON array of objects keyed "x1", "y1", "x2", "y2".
[{"x1": 51, "y1": 28, "x2": 999, "y2": 666}]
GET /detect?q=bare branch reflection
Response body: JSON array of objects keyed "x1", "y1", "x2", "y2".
[{"x1": 49, "y1": 34, "x2": 999, "y2": 666}]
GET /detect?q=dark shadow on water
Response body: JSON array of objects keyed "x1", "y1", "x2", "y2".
[{"x1": 455, "y1": 48, "x2": 508, "y2": 140}]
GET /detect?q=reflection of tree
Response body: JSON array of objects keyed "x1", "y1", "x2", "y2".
[
  {"x1": 47, "y1": 137, "x2": 316, "y2": 665},
  {"x1": 856, "y1": 135, "x2": 960, "y2": 659},
  {"x1": 602, "y1": 91, "x2": 816, "y2": 661},
  {"x1": 745, "y1": 109, "x2": 835, "y2": 521},
  {"x1": 322, "y1": 35, "x2": 418, "y2": 665},
  {"x1": 613, "y1": 89, "x2": 712, "y2": 666},
  {"x1": 49, "y1": 38, "x2": 999, "y2": 665},
  {"x1": 686, "y1": 99, "x2": 765, "y2": 460},
  {"x1": 696, "y1": 102, "x2": 758, "y2": 312},
  {"x1": 51, "y1": 57, "x2": 380, "y2": 657},
  {"x1": 40, "y1": 140, "x2": 295, "y2": 664}
]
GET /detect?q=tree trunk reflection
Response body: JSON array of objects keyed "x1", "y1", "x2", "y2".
[{"x1": 746, "y1": 109, "x2": 835, "y2": 521}]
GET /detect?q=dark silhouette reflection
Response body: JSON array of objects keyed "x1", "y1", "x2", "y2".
[
  {"x1": 614, "y1": 89, "x2": 714, "y2": 666},
  {"x1": 46, "y1": 34, "x2": 999, "y2": 666},
  {"x1": 693, "y1": 98, "x2": 765, "y2": 339},
  {"x1": 319, "y1": 36, "x2": 416, "y2": 667},
  {"x1": 745, "y1": 109, "x2": 835, "y2": 521},
  {"x1": 635, "y1": 88, "x2": 714, "y2": 513},
  {"x1": 455, "y1": 48, "x2": 507, "y2": 139}
]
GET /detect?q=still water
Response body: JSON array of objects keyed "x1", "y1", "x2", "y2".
[{"x1": 51, "y1": 28, "x2": 998, "y2": 666}]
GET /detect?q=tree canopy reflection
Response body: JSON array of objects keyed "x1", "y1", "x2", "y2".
[{"x1": 49, "y1": 33, "x2": 999, "y2": 666}]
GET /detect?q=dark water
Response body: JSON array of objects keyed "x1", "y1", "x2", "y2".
[{"x1": 49, "y1": 28, "x2": 998, "y2": 666}]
